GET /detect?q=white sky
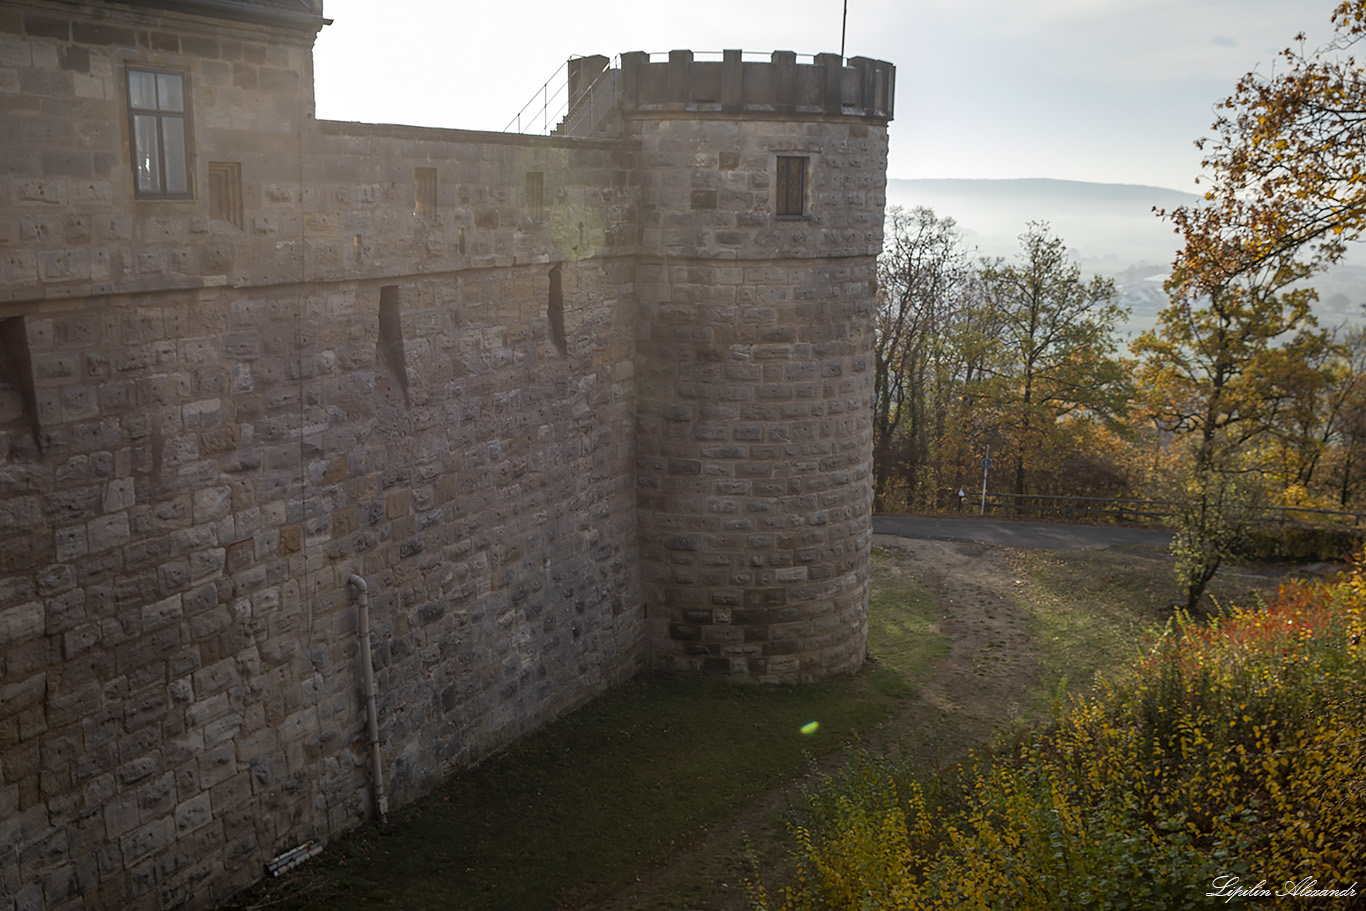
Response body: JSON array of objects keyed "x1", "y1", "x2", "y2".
[{"x1": 311, "y1": 0, "x2": 1336, "y2": 192}]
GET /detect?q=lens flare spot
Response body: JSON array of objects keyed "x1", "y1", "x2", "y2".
[{"x1": 801, "y1": 721, "x2": 819, "y2": 736}]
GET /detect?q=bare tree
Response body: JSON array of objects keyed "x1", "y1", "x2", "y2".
[{"x1": 873, "y1": 207, "x2": 972, "y2": 508}]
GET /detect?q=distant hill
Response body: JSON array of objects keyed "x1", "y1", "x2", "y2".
[
  {"x1": 885, "y1": 178, "x2": 1365, "y2": 331},
  {"x1": 889, "y1": 177, "x2": 1200, "y2": 213},
  {"x1": 885, "y1": 178, "x2": 1198, "y2": 273}
]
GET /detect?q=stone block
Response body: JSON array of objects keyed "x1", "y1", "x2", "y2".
[
  {"x1": 120, "y1": 815, "x2": 173, "y2": 867},
  {"x1": 0, "y1": 600, "x2": 44, "y2": 646},
  {"x1": 198, "y1": 741, "x2": 237, "y2": 789},
  {"x1": 137, "y1": 771, "x2": 176, "y2": 817},
  {"x1": 209, "y1": 769, "x2": 252, "y2": 815},
  {"x1": 203, "y1": 712, "x2": 244, "y2": 750},
  {"x1": 192, "y1": 487, "x2": 231, "y2": 524},
  {"x1": 0, "y1": 671, "x2": 45, "y2": 720},
  {"x1": 116, "y1": 625, "x2": 179, "y2": 674},
  {"x1": 123, "y1": 687, "x2": 168, "y2": 732},
  {"x1": 86, "y1": 512, "x2": 129, "y2": 554},
  {"x1": 140, "y1": 594, "x2": 182, "y2": 631},
  {"x1": 189, "y1": 547, "x2": 226, "y2": 582}
]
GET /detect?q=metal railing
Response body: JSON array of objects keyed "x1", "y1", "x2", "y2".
[
  {"x1": 979, "y1": 493, "x2": 1170, "y2": 524},
  {"x1": 503, "y1": 55, "x2": 621, "y2": 136},
  {"x1": 634, "y1": 50, "x2": 823, "y2": 63},
  {"x1": 556, "y1": 66, "x2": 618, "y2": 137},
  {"x1": 503, "y1": 58, "x2": 574, "y2": 134},
  {"x1": 502, "y1": 51, "x2": 830, "y2": 136},
  {"x1": 977, "y1": 492, "x2": 1366, "y2": 528}
]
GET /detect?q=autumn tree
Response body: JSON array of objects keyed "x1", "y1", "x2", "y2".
[
  {"x1": 1195, "y1": 1, "x2": 1366, "y2": 269},
  {"x1": 1264, "y1": 327, "x2": 1359, "y2": 503},
  {"x1": 873, "y1": 206, "x2": 974, "y2": 508},
  {"x1": 1134, "y1": 200, "x2": 1333, "y2": 610},
  {"x1": 1135, "y1": 1, "x2": 1366, "y2": 608},
  {"x1": 929, "y1": 269, "x2": 1014, "y2": 502},
  {"x1": 1310, "y1": 326, "x2": 1366, "y2": 507},
  {"x1": 978, "y1": 224, "x2": 1131, "y2": 498}
]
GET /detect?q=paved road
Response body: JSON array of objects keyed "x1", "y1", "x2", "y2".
[{"x1": 872, "y1": 514, "x2": 1174, "y2": 552}]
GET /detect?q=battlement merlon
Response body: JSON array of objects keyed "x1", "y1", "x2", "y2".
[{"x1": 571, "y1": 50, "x2": 894, "y2": 122}]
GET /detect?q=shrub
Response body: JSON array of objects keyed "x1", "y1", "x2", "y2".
[
  {"x1": 1236, "y1": 525, "x2": 1364, "y2": 563},
  {"x1": 751, "y1": 558, "x2": 1366, "y2": 909}
]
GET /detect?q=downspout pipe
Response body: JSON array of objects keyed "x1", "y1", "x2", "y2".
[{"x1": 349, "y1": 573, "x2": 388, "y2": 823}]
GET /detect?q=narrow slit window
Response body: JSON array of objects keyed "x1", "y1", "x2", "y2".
[
  {"x1": 127, "y1": 67, "x2": 193, "y2": 199},
  {"x1": 776, "y1": 156, "x2": 807, "y2": 218},
  {"x1": 548, "y1": 263, "x2": 566, "y2": 355},
  {"x1": 208, "y1": 161, "x2": 242, "y2": 228},
  {"x1": 377, "y1": 285, "x2": 410, "y2": 405},
  {"x1": 415, "y1": 167, "x2": 437, "y2": 217},
  {"x1": 0, "y1": 316, "x2": 42, "y2": 453}
]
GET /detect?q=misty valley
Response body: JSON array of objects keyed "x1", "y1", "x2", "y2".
[{"x1": 887, "y1": 177, "x2": 1366, "y2": 333}]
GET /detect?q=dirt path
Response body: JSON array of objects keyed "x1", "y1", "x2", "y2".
[
  {"x1": 871, "y1": 535, "x2": 1045, "y2": 752},
  {"x1": 586, "y1": 536, "x2": 1041, "y2": 911}
]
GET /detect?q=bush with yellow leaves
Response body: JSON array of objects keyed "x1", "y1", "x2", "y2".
[{"x1": 751, "y1": 558, "x2": 1365, "y2": 909}]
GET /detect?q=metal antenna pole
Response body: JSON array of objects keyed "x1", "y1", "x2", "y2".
[{"x1": 840, "y1": 0, "x2": 848, "y2": 60}]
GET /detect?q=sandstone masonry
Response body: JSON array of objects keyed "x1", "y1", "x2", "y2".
[{"x1": 0, "y1": 3, "x2": 893, "y2": 908}]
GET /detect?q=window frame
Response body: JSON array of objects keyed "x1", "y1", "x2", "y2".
[
  {"x1": 775, "y1": 155, "x2": 808, "y2": 219},
  {"x1": 208, "y1": 161, "x2": 242, "y2": 229},
  {"x1": 414, "y1": 167, "x2": 438, "y2": 218},
  {"x1": 126, "y1": 65, "x2": 194, "y2": 200}
]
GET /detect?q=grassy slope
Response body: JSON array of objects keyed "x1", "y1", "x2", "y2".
[
  {"x1": 229, "y1": 550, "x2": 946, "y2": 911},
  {"x1": 227, "y1": 545, "x2": 1277, "y2": 910},
  {"x1": 1011, "y1": 547, "x2": 1285, "y2": 711}
]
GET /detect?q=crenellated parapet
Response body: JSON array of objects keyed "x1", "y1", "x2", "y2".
[{"x1": 617, "y1": 50, "x2": 894, "y2": 121}]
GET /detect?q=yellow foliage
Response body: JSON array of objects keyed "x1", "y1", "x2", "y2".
[{"x1": 752, "y1": 557, "x2": 1366, "y2": 909}]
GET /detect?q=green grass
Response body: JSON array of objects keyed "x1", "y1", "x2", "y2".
[
  {"x1": 1011, "y1": 547, "x2": 1285, "y2": 713},
  {"x1": 230, "y1": 553, "x2": 947, "y2": 911},
  {"x1": 280, "y1": 680, "x2": 891, "y2": 910},
  {"x1": 1009, "y1": 548, "x2": 1175, "y2": 710},
  {"x1": 232, "y1": 545, "x2": 1281, "y2": 910},
  {"x1": 865, "y1": 548, "x2": 952, "y2": 696}
]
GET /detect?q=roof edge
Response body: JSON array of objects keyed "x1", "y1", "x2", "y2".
[{"x1": 111, "y1": 0, "x2": 330, "y2": 32}]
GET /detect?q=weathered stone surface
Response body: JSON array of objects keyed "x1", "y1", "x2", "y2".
[
  {"x1": 0, "y1": 7, "x2": 890, "y2": 910},
  {"x1": 631, "y1": 108, "x2": 881, "y2": 684}
]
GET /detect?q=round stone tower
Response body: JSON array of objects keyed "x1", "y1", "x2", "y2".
[{"x1": 625, "y1": 50, "x2": 895, "y2": 682}]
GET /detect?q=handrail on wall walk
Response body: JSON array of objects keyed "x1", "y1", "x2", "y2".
[{"x1": 502, "y1": 50, "x2": 834, "y2": 136}]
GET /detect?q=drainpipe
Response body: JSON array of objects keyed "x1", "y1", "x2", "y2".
[{"x1": 349, "y1": 573, "x2": 388, "y2": 823}]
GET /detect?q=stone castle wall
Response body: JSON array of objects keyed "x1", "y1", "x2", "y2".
[
  {"x1": 0, "y1": 7, "x2": 892, "y2": 909},
  {"x1": 625, "y1": 51, "x2": 888, "y2": 681}
]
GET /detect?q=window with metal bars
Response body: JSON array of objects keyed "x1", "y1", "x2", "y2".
[
  {"x1": 526, "y1": 171, "x2": 545, "y2": 220},
  {"x1": 776, "y1": 156, "x2": 807, "y2": 218},
  {"x1": 415, "y1": 167, "x2": 437, "y2": 217},
  {"x1": 208, "y1": 162, "x2": 242, "y2": 228}
]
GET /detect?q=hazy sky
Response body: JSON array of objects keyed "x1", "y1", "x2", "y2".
[{"x1": 312, "y1": 0, "x2": 1336, "y2": 192}]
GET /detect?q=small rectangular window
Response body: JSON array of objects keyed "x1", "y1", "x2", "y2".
[
  {"x1": 127, "y1": 67, "x2": 193, "y2": 199},
  {"x1": 525, "y1": 171, "x2": 544, "y2": 220},
  {"x1": 776, "y1": 156, "x2": 807, "y2": 218},
  {"x1": 208, "y1": 161, "x2": 242, "y2": 229},
  {"x1": 414, "y1": 167, "x2": 437, "y2": 217}
]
